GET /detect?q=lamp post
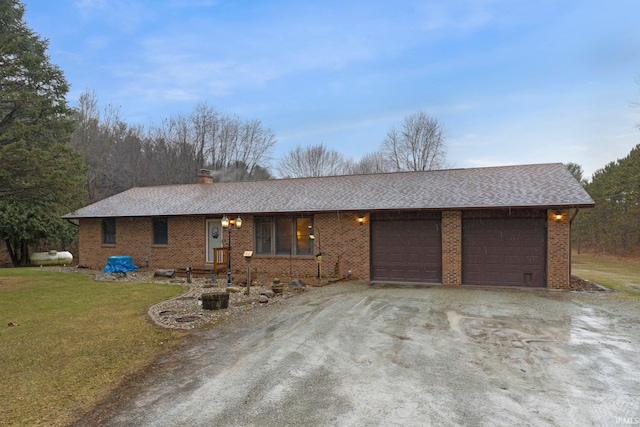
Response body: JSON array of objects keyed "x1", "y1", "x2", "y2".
[{"x1": 221, "y1": 215, "x2": 242, "y2": 287}]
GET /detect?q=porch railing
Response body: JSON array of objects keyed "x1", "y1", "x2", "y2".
[{"x1": 213, "y1": 247, "x2": 229, "y2": 273}]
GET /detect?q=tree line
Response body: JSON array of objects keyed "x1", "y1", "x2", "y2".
[
  {"x1": 571, "y1": 144, "x2": 640, "y2": 256},
  {"x1": 276, "y1": 111, "x2": 448, "y2": 178},
  {"x1": 71, "y1": 91, "x2": 276, "y2": 203},
  {"x1": 71, "y1": 91, "x2": 448, "y2": 203}
]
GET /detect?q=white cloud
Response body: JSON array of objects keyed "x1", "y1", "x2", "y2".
[
  {"x1": 74, "y1": 0, "x2": 149, "y2": 32},
  {"x1": 168, "y1": 0, "x2": 220, "y2": 7},
  {"x1": 99, "y1": 1, "x2": 480, "y2": 104},
  {"x1": 75, "y1": 0, "x2": 108, "y2": 11},
  {"x1": 84, "y1": 36, "x2": 110, "y2": 50},
  {"x1": 418, "y1": 2, "x2": 494, "y2": 32},
  {"x1": 106, "y1": 29, "x2": 373, "y2": 102}
]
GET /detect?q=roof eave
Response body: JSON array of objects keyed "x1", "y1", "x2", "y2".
[{"x1": 61, "y1": 202, "x2": 596, "y2": 220}]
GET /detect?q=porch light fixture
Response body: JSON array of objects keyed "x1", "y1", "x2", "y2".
[
  {"x1": 221, "y1": 215, "x2": 242, "y2": 286},
  {"x1": 357, "y1": 215, "x2": 365, "y2": 225},
  {"x1": 553, "y1": 210, "x2": 563, "y2": 221}
]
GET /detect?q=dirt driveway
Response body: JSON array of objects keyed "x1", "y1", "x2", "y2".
[{"x1": 96, "y1": 283, "x2": 640, "y2": 427}]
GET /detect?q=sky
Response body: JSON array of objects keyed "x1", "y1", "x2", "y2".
[{"x1": 21, "y1": 0, "x2": 640, "y2": 179}]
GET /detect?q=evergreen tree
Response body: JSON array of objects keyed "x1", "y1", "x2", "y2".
[
  {"x1": 0, "y1": 0, "x2": 85, "y2": 265},
  {"x1": 576, "y1": 144, "x2": 640, "y2": 255}
]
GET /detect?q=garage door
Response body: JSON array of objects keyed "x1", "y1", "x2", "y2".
[
  {"x1": 462, "y1": 216, "x2": 546, "y2": 287},
  {"x1": 371, "y1": 213, "x2": 442, "y2": 283}
]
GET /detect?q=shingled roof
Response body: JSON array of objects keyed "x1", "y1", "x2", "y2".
[{"x1": 62, "y1": 163, "x2": 594, "y2": 219}]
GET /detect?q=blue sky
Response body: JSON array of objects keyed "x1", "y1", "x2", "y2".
[{"x1": 22, "y1": 0, "x2": 640, "y2": 179}]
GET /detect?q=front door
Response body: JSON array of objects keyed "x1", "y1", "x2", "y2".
[{"x1": 206, "y1": 220, "x2": 223, "y2": 263}]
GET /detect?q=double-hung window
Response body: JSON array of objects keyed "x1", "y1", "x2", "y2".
[
  {"x1": 102, "y1": 219, "x2": 116, "y2": 245},
  {"x1": 255, "y1": 216, "x2": 313, "y2": 256},
  {"x1": 153, "y1": 217, "x2": 168, "y2": 245}
]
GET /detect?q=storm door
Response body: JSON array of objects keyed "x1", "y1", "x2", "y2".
[{"x1": 206, "y1": 219, "x2": 223, "y2": 263}]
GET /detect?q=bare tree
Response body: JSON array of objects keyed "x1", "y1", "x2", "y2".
[
  {"x1": 71, "y1": 90, "x2": 103, "y2": 201},
  {"x1": 72, "y1": 95, "x2": 146, "y2": 199},
  {"x1": 234, "y1": 119, "x2": 276, "y2": 176},
  {"x1": 189, "y1": 102, "x2": 217, "y2": 169},
  {"x1": 277, "y1": 143, "x2": 348, "y2": 178},
  {"x1": 146, "y1": 104, "x2": 275, "y2": 183},
  {"x1": 346, "y1": 151, "x2": 394, "y2": 174},
  {"x1": 147, "y1": 114, "x2": 196, "y2": 185},
  {"x1": 187, "y1": 105, "x2": 275, "y2": 176},
  {"x1": 382, "y1": 111, "x2": 447, "y2": 171},
  {"x1": 71, "y1": 93, "x2": 276, "y2": 200},
  {"x1": 213, "y1": 161, "x2": 274, "y2": 182}
]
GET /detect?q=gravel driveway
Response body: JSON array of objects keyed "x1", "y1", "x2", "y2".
[{"x1": 94, "y1": 283, "x2": 640, "y2": 427}]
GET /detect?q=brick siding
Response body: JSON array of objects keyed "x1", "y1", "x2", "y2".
[
  {"x1": 546, "y1": 209, "x2": 570, "y2": 289},
  {"x1": 78, "y1": 212, "x2": 370, "y2": 281},
  {"x1": 441, "y1": 211, "x2": 462, "y2": 286},
  {"x1": 77, "y1": 209, "x2": 571, "y2": 289},
  {"x1": 78, "y1": 216, "x2": 207, "y2": 270},
  {"x1": 229, "y1": 213, "x2": 370, "y2": 280}
]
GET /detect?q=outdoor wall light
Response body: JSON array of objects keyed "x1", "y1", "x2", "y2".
[
  {"x1": 221, "y1": 215, "x2": 242, "y2": 229},
  {"x1": 554, "y1": 210, "x2": 563, "y2": 220},
  {"x1": 358, "y1": 215, "x2": 365, "y2": 225}
]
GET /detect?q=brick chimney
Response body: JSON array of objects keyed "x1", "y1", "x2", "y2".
[{"x1": 197, "y1": 169, "x2": 214, "y2": 184}]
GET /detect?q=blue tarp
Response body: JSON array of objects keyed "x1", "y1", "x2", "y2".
[{"x1": 103, "y1": 255, "x2": 139, "y2": 273}]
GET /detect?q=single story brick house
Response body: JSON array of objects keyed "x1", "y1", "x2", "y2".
[{"x1": 63, "y1": 163, "x2": 594, "y2": 289}]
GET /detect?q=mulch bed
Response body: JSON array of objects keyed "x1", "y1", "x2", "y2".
[{"x1": 570, "y1": 274, "x2": 608, "y2": 292}]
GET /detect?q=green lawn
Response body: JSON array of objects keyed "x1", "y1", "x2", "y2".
[
  {"x1": 572, "y1": 253, "x2": 640, "y2": 298},
  {"x1": 0, "y1": 268, "x2": 186, "y2": 426}
]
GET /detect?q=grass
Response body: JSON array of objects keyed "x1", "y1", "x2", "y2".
[
  {"x1": 572, "y1": 252, "x2": 640, "y2": 298},
  {"x1": 0, "y1": 268, "x2": 186, "y2": 426}
]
